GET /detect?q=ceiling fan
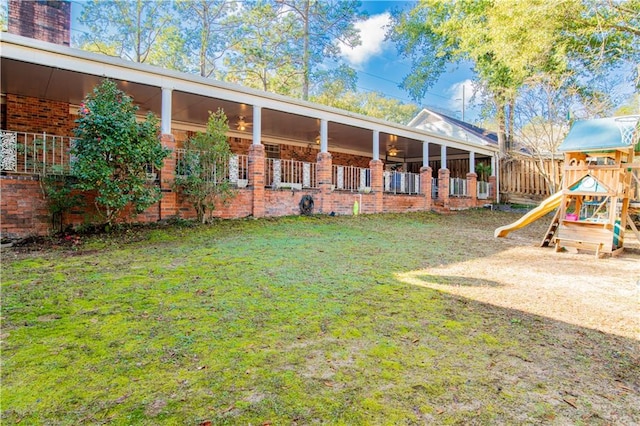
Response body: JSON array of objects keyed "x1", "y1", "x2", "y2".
[
  {"x1": 386, "y1": 145, "x2": 403, "y2": 157},
  {"x1": 235, "y1": 115, "x2": 252, "y2": 131}
]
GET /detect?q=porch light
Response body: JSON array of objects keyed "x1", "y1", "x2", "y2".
[{"x1": 388, "y1": 147, "x2": 398, "y2": 157}]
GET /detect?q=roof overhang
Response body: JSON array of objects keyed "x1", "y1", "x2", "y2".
[{"x1": 1, "y1": 33, "x2": 499, "y2": 160}]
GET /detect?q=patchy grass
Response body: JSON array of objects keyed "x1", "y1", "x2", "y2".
[{"x1": 2, "y1": 211, "x2": 639, "y2": 424}]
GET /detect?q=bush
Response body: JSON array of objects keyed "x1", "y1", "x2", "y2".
[
  {"x1": 174, "y1": 109, "x2": 235, "y2": 223},
  {"x1": 40, "y1": 175, "x2": 83, "y2": 234},
  {"x1": 72, "y1": 79, "x2": 170, "y2": 227}
]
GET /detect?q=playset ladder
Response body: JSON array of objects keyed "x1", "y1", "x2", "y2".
[{"x1": 540, "y1": 208, "x2": 561, "y2": 247}]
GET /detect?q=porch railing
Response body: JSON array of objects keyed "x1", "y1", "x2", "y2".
[
  {"x1": 175, "y1": 148, "x2": 231, "y2": 184},
  {"x1": 384, "y1": 171, "x2": 421, "y2": 195},
  {"x1": 450, "y1": 177, "x2": 468, "y2": 197},
  {"x1": 265, "y1": 158, "x2": 317, "y2": 189},
  {"x1": 431, "y1": 177, "x2": 438, "y2": 199},
  {"x1": 1, "y1": 130, "x2": 74, "y2": 175},
  {"x1": 477, "y1": 181, "x2": 491, "y2": 200},
  {"x1": 332, "y1": 165, "x2": 371, "y2": 192},
  {"x1": 229, "y1": 154, "x2": 249, "y2": 187}
]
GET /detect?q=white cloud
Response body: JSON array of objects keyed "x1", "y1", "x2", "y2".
[
  {"x1": 340, "y1": 13, "x2": 391, "y2": 67},
  {"x1": 448, "y1": 80, "x2": 476, "y2": 110},
  {"x1": 447, "y1": 79, "x2": 487, "y2": 122}
]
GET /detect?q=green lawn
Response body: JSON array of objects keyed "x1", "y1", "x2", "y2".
[{"x1": 2, "y1": 211, "x2": 638, "y2": 424}]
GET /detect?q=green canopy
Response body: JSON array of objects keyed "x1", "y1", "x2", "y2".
[{"x1": 559, "y1": 116, "x2": 639, "y2": 152}]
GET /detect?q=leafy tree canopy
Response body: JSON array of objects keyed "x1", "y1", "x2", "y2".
[
  {"x1": 389, "y1": 0, "x2": 639, "y2": 152},
  {"x1": 77, "y1": 0, "x2": 178, "y2": 64}
]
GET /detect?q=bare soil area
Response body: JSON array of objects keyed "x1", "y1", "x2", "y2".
[{"x1": 398, "y1": 243, "x2": 639, "y2": 340}]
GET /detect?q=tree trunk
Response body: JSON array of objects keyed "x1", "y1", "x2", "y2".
[
  {"x1": 495, "y1": 97, "x2": 507, "y2": 156},
  {"x1": 507, "y1": 98, "x2": 515, "y2": 151},
  {"x1": 200, "y1": 8, "x2": 209, "y2": 77},
  {"x1": 302, "y1": 0, "x2": 310, "y2": 100}
]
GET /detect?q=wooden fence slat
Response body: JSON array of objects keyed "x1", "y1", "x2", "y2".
[{"x1": 500, "y1": 157, "x2": 563, "y2": 201}]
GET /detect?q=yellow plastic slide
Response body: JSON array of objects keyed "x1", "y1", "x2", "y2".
[{"x1": 494, "y1": 191, "x2": 563, "y2": 238}]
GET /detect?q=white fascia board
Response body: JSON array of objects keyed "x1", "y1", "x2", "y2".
[
  {"x1": 1, "y1": 33, "x2": 498, "y2": 156},
  {"x1": 406, "y1": 109, "x2": 430, "y2": 127}
]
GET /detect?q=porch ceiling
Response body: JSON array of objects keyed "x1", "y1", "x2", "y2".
[{"x1": 1, "y1": 51, "x2": 488, "y2": 161}]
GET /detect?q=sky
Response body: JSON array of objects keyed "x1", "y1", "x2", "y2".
[{"x1": 344, "y1": 1, "x2": 481, "y2": 121}]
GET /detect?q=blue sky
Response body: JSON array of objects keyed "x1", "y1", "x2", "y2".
[{"x1": 342, "y1": 1, "x2": 479, "y2": 121}]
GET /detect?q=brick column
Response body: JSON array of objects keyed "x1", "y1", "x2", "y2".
[
  {"x1": 316, "y1": 152, "x2": 333, "y2": 214},
  {"x1": 438, "y1": 168, "x2": 450, "y2": 209},
  {"x1": 159, "y1": 134, "x2": 178, "y2": 219},
  {"x1": 421, "y1": 166, "x2": 433, "y2": 210},
  {"x1": 467, "y1": 172, "x2": 478, "y2": 206},
  {"x1": 489, "y1": 175, "x2": 497, "y2": 202},
  {"x1": 369, "y1": 159, "x2": 384, "y2": 213},
  {"x1": 248, "y1": 144, "x2": 266, "y2": 217}
]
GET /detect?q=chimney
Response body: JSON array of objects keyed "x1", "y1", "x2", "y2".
[{"x1": 8, "y1": 0, "x2": 71, "y2": 46}]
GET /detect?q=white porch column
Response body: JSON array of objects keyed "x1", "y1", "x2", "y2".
[
  {"x1": 469, "y1": 151, "x2": 475, "y2": 173},
  {"x1": 440, "y1": 144, "x2": 447, "y2": 169},
  {"x1": 320, "y1": 119, "x2": 328, "y2": 153},
  {"x1": 161, "y1": 87, "x2": 172, "y2": 134},
  {"x1": 423, "y1": 141, "x2": 429, "y2": 168},
  {"x1": 372, "y1": 130, "x2": 380, "y2": 160},
  {"x1": 252, "y1": 105, "x2": 262, "y2": 145},
  {"x1": 491, "y1": 155, "x2": 496, "y2": 176}
]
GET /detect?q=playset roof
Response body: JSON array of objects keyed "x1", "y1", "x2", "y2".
[{"x1": 559, "y1": 116, "x2": 639, "y2": 152}]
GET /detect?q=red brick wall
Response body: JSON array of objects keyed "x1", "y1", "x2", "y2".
[
  {"x1": 175, "y1": 189, "x2": 253, "y2": 220},
  {"x1": 8, "y1": 0, "x2": 71, "y2": 46},
  {"x1": 383, "y1": 195, "x2": 428, "y2": 213},
  {"x1": 264, "y1": 190, "x2": 319, "y2": 216},
  {"x1": 329, "y1": 191, "x2": 374, "y2": 215},
  {"x1": 5, "y1": 94, "x2": 74, "y2": 135},
  {"x1": 0, "y1": 174, "x2": 166, "y2": 238},
  {"x1": 0, "y1": 176, "x2": 50, "y2": 237},
  {"x1": 229, "y1": 137, "x2": 253, "y2": 155},
  {"x1": 330, "y1": 151, "x2": 371, "y2": 168}
]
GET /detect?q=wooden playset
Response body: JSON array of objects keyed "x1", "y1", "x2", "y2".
[{"x1": 496, "y1": 115, "x2": 640, "y2": 257}]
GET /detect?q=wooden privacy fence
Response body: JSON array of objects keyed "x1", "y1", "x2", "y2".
[{"x1": 500, "y1": 157, "x2": 563, "y2": 199}]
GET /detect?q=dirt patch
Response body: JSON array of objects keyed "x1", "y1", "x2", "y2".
[{"x1": 398, "y1": 233, "x2": 640, "y2": 340}]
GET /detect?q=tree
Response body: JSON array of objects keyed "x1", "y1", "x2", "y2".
[
  {"x1": 223, "y1": 1, "x2": 303, "y2": 94},
  {"x1": 224, "y1": 0, "x2": 362, "y2": 99},
  {"x1": 77, "y1": 0, "x2": 180, "y2": 67},
  {"x1": 174, "y1": 109, "x2": 235, "y2": 224},
  {"x1": 276, "y1": 0, "x2": 363, "y2": 100},
  {"x1": 0, "y1": 1, "x2": 7, "y2": 32},
  {"x1": 312, "y1": 87, "x2": 420, "y2": 125},
  {"x1": 72, "y1": 80, "x2": 170, "y2": 227},
  {"x1": 513, "y1": 75, "x2": 576, "y2": 194},
  {"x1": 390, "y1": 1, "x2": 565, "y2": 153},
  {"x1": 389, "y1": 0, "x2": 639, "y2": 154},
  {"x1": 615, "y1": 93, "x2": 640, "y2": 116},
  {"x1": 174, "y1": 0, "x2": 239, "y2": 78}
]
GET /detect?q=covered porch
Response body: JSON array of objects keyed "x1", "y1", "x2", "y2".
[{"x1": 1, "y1": 33, "x2": 499, "y2": 236}]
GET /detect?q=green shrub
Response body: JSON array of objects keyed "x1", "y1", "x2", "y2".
[
  {"x1": 174, "y1": 109, "x2": 236, "y2": 223},
  {"x1": 72, "y1": 79, "x2": 170, "y2": 227}
]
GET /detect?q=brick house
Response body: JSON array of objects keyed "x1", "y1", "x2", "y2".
[{"x1": 0, "y1": 1, "x2": 499, "y2": 238}]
